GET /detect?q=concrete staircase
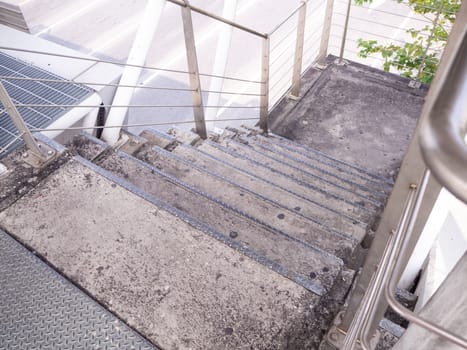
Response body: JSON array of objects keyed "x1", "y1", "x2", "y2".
[{"x1": 0, "y1": 127, "x2": 392, "y2": 349}]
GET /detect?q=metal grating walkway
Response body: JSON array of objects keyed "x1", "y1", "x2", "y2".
[
  {"x1": 0, "y1": 229, "x2": 159, "y2": 350},
  {"x1": 0, "y1": 51, "x2": 93, "y2": 156}
]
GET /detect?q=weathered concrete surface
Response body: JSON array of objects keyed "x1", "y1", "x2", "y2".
[
  {"x1": 172, "y1": 143, "x2": 368, "y2": 241},
  {"x1": 0, "y1": 159, "x2": 322, "y2": 350},
  {"x1": 95, "y1": 149, "x2": 344, "y2": 296},
  {"x1": 210, "y1": 138, "x2": 380, "y2": 216},
  {"x1": 269, "y1": 58, "x2": 428, "y2": 177},
  {"x1": 196, "y1": 141, "x2": 374, "y2": 225},
  {"x1": 0, "y1": 144, "x2": 70, "y2": 212},
  {"x1": 230, "y1": 130, "x2": 391, "y2": 199},
  {"x1": 136, "y1": 145, "x2": 359, "y2": 262}
]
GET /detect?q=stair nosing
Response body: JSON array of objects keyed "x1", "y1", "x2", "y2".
[
  {"x1": 86, "y1": 149, "x2": 353, "y2": 296},
  {"x1": 177, "y1": 142, "x2": 367, "y2": 227},
  {"x1": 205, "y1": 139, "x2": 378, "y2": 215},
  {"x1": 145, "y1": 144, "x2": 362, "y2": 243},
  {"x1": 245, "y1": 137, "x2": 390, "y2": 200},
  {"x1": 265, "y1": 131, "x2": 395, "y2": 186},
  {"x1": 76, "y1": 155, "x2": 335, "y2": 296}
]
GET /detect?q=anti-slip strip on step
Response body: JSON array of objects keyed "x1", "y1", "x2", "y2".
[
  {"x1": 77, "y1": 155, "x2": 333, "y2": 296},
  {"x1": 177, "y1": 142, "x2": 367, "y2": 227},
  {"x1": 0, "y1": 229, "x2": 158, "y2": 350},
  {"x1": 205, "y1": 139, "x2": 378, "y2": 215},
  {"x1": 241, "y1": 138, "x2": 389, "y2": 201},
  {"x1": 109, "y1": 149, "x2": 345, "y2": 264},
  {"x1": 145, "y1": 144, "x2": 359, "y2": 243},
  {"x1": 264, "y1": 131, "x2": 395, "y2": 186}
]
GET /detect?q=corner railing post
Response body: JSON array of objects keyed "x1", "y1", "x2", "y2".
[
  {"x1": 338, "y1": 0, "x2": 352, "y2": 64},
  {"x1": 0, "y1": 80, "x2": 55, "y2": 165},
  {"x1": 317, "y1": 0, "x2": 335, "y2": 67},
  {"x1": 181, "y1": 1, "x2": 207, "y2": 139},
  {"x1": 259, "y1": 36, "x2": 270, "y2": 133},
  {"x1": 290, "y1": 1, "x2": 307, "y2": 98}
]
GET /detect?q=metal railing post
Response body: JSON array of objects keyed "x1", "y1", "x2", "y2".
[
  {"x1": 181, "y1": 1, "x2": 207, "y2": 139},
  {"x1": 335, "y1": 2, "x2": 467, "y2": 346},
  {"x1": 290, "y1": 1, "x2": 307, "y2": 99},
  {"x1": 259, "y1": 36, "x2": 270, "y2": 133},
  {"x1": 0, "y1": 80, "x2": 55, "y2": 164},
  {"x1": 317, "y1": 0, "x2": 335, "y2": 67},
  {"x1": 338, "y1": 0, "x2": 352, "y2": 64}
]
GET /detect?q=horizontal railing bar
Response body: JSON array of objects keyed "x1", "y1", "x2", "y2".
[
  {"x1": 397, "y1": 1, "x2": 458, "y2": 14},
  {"x1": 0, "y1": 131, "x2": 24, "y2": 153},
  {"x1": 270, "y1": 41, "x2": 296, "y2": 67},
  {"x1": 270, "y1": 26, "x2": 297, "y2": 52},
  {"x1": 0, "y1": 46, "x2": 263, "y2": 84},
  {"x1": 0, "y1": 75, "x2": 194, "y2": 92},
  {"x1": 269, "y1": 1, "x2": 307, "y2": 36},
  {"x1": 0, "y1": 76, "x2": 264, "y2": 96},
  {"x1": 269, "y1": 2, "x2": 324, "y2": 53},
  {"x1": 269, "y1": 71, "x2": 293, "y2": 92},
  {"x1": 333, "y1": 2, "x2": 432, "y2": 23},
  {"x1": 332, "y1": 24, "x2": 410, "y2": 44},
  {"x1": 331, "y1": 43, "x2": 440, "y2": 66},
  {"x1": 333, "y1": 12, "x2": 432, "y2": 35},
  {"x1": 201, "y1": 89, "x2": 264, "y2": 97},
  {"x1": 28, "y1": 117, "x2": 260, "y2": 133},
  {"x1": 166, "y1": 0, "x2": 268, "y2": 38},
  {"x1": 13, "y1": 103, "x2": 260, "y2": 109}
]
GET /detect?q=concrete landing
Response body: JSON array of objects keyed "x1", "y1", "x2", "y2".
[
  {"x1": 0, "y1": 157, "x2": 321, "y2": 350},
  {"x1": 269, "y1": 57, "x2": 428, "y2": 177}
]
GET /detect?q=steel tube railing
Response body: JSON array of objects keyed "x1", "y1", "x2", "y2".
[
  {"x1": 166, "y1": 0, "x2": 267, "y2": 38},
  {"x1": 420, "y1": 33, "x2": 467, "y2": 204},
  {"x1": 0, "y1": 46, "x2": 263, "y2": 84},
  {"x1": 383, "y1": 171, "x2": 467, "y2": 349}
]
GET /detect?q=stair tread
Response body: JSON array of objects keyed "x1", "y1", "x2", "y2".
[
  {"x1": 135, "y1": 144, "x2": 359, "y2": 261},
  {"x1": 196, "y1": 140, "x2": 374, "y2": 223},
  {"x1": 213, "y1": 138, "x2": 382, "y2": 213},
  {"x1": 238, "y1": 125, "x2": 394, "y2": 187},
  {"x1": 228, "y1": 131, "x2": 390, "y2": 201},
  {"x1": 97, "y1": 149, "x2": 344, "y2": 296},
  {"x1": 0, "y1": 157, "x2": 322, "y2": 350},
  {"x1": 171, "y1": 142, "x2": 368, "y2": 241}
]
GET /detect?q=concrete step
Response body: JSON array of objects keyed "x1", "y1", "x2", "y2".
[
  {"x1": 226, "y1": 128, "x2": 390, "y2": 203},
  {"x1": 209, "y1": 136, "x2": 382, "y2": 215},
  {"x1": 134, "y1": 142, "x2": 359, "y2": 263},
  {"x1": 140, "y1": 128, "x2": 374, "y2": 225},
  {"x1": 216, "y1": 140, "x2": 383, "y2": 212},
  {"x1": 218, "y1": 136, "x2": 383, "y2": 210},
  {"x1": 0, "y1": 151, "x2": 325, "y2": 350},
  {"x1": 238, "y1": 125, "x2": 394, "y2": 190},
  {"x1": 168, "y1": 140, "x2": 368, "y2": 241},
  {"x1": 71, "y1": 133, "x2": 345, "y2": 296}
]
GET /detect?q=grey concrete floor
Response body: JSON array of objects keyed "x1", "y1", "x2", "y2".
[{"x1": 269, "y1": 56, "x2": 428, "y2": 178}]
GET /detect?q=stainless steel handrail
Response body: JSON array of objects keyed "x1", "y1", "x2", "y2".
[
  {"x1": 342, "y1": 183, "x2": 417, "y2": 350},
  {"x1": 420, "y1": 31, "x2": 467, "y2": 204},
  {"x1": 384, "y1": 170, "x2": 467, "y2": 349},
  {"x1": 166, "y1": 0, "x2": 268, "y2": 38}
]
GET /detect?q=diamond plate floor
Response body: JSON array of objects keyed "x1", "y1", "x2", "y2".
[{"x1": 0, "y1": 229, "x2": 158, "y2": 350}]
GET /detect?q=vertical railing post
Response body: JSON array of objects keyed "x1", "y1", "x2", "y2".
[
  {"x1": 338, "y1": 0, "x2": 352, "y2": 64},
  {"x1": 290, "y1": 1, "x2": 307, "y2": 99},
  {"x1": 181, "y1": 1, "x2": 207, "y2": 139},
  {"x1": 259, "y1": 36, "x2": 270, "y2": 133},
  {"x1": 0, "y1": 80, "x2": 51, "y2": 160},
  {"x1": 317, "y1": 0, "x2": 335, "y2": 67}
]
